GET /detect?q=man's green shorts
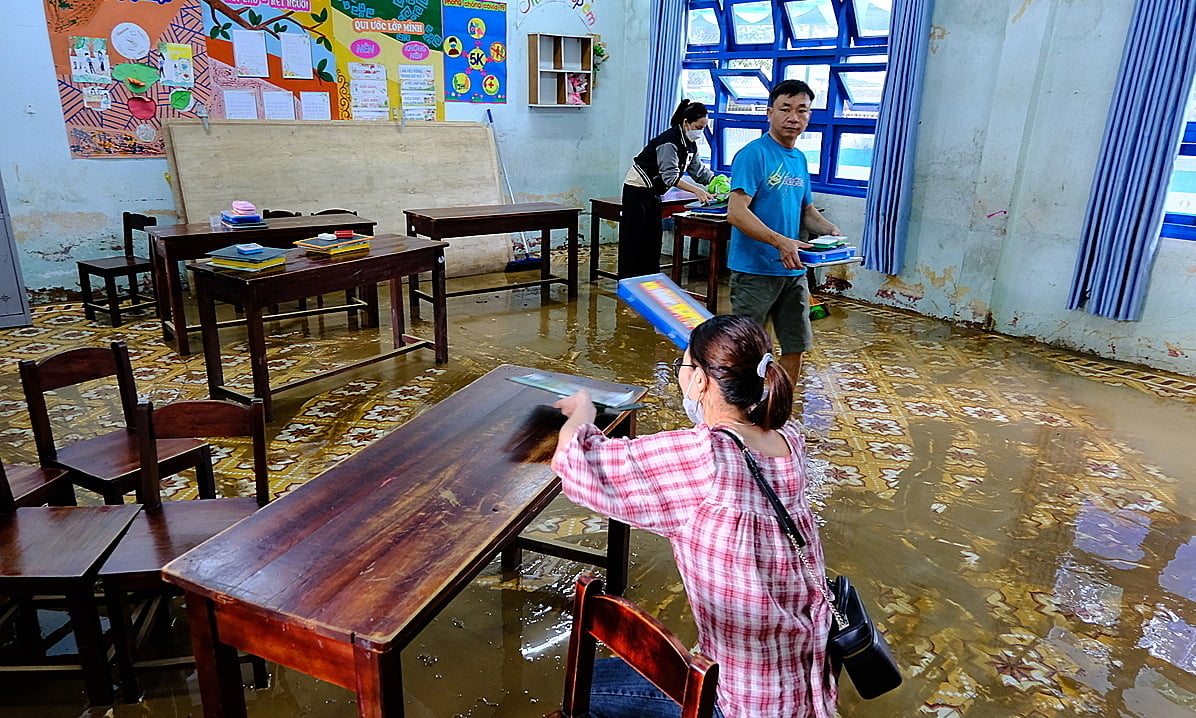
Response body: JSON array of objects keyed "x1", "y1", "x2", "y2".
[{"x1": 729, "y1": 272, "x2": 814, "y2": 354}]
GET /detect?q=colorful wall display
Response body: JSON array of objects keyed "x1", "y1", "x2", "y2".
[
  {"x1": 443, "y1": 0, "x2": 506, "y2": 104},
  {"x1": 44, "y1": 0, "x2": 499, "y2": 158},
  {"x1": 45, "y1": 0, "x2": 212, "y2": 158}
]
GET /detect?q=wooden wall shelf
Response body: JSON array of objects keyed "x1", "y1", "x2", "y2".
[{"x1": 527, "y1": 33, "x2": 594, "y2": 107}]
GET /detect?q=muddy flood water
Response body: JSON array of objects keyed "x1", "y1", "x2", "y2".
[{"x1": 1, "y1": 257, "x2": 1194, "y2": 717}]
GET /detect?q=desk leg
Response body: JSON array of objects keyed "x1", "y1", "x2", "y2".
[
  {"x1": 567, "y1": 224, "x2": 579, "y2": 299},
  {"x1": 66, "y1": 586, "x2": 114, "y2": 706},
  {"x1": 432, "y1": 253, "x2": 448, "y2": 363},
  {"x1": 707, "y1": 243, "x2": 720, "y2": 312},
  {"x1": 589, "y1": 208, "x2": 599, "y2": 282},
  {"x1": 151, "y1": 247, "x2": 170, "y2": 339},
  {"x1": 354, "y1": 643, "x2": 405, "y2": 718},
  {"x1": 244, "y1": 302, "x2": 273, "y2": 421},
  {"x1": 361, "y1": 282, "x2": 380, "y2": 329},
  {"x1": 671, "y1": 229, "x2": 685, "y2": 285},
  {"x1": 163, "y1": 252, "x2": 191, "y2": 355},
  {"x1": 186, "y1": 594, "x2": 249, "y2": 718},
  {"x1": 197, "y1": 279, "x2": 225, "y2": 398},
  {"x1": 407, "y1": 218, "x2": 422, "y2": 322},
  {"x1": 540, "y1": 228, "x2": 551, "y2": 305},
  {"x1": 390, "y1": 277, "x2": 406, "y2": 348},
  {"x1": 606, "y1": 519, "x2": 630, "y2": 596}
]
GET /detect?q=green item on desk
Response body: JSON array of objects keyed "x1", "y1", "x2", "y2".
[{"x1": 707, "y1": 174, "x2": 731, "y2": 197}]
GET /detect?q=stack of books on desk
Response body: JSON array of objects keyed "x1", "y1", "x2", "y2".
[
  {"x1": 294, "y1": 231, "x2": 372, "y2": 256},
  {"x1": 220, "y1": 200, "x2": 267, "y2": 229},
  {"x1": 206, "y1": 246, "x2": 288, "y2": 272},
  {"x1": 684, "y1": 199, "x2": 729, "y2": 216}
]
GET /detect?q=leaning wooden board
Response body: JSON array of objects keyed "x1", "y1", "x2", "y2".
[{"x1": 163, "y1": 119, "x2": 511, "y2": 277}]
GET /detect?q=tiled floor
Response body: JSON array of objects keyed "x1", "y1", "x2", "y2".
[{"x1": 1, "y1": 250, "x2": 1194, "y2": 717}]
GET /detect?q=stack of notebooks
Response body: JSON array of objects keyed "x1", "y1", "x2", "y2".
[
  {"x1": 797, "y1": 235, "x2": 857, "y2": 264},
  {"x1": 294, "y1": 231, "x2": 372, "y2": 256},
  {"x1": 206, "y1": 246, "x2": 288, "y2": 273},
  {"x1": 684, "y1": 198, "x2": 729, "y2": 216},
  {"x1": 220, "y1": 200, "x2": 267, "y2": 229}
]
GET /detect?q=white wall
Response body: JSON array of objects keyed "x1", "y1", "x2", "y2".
[
  {"x1": 0, "y1": 0, "x2": 649, "y2": 301},
  {"x1": 817, "y1": 0, "x2": 1196, "y2": 376}
]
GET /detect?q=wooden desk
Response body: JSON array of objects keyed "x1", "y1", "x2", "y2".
[
  {"x1": 671, "y1": 212, "x2": 731, "y2": 311},
  {"x1": 589, "y1": 188, "x2": 696, "y2": 281},
  {"x1": 148, "y1": 213, "x2": 376, "y2": 355},
  {"x1": 188, "y1": 234, "x2": 448, "y2": 421},
  {"x1": 163, "y1": 364, "x2": 645, "y2": 718},
  {"x1": 404, "y1": 203, "x2": 580, "y2": 318}
]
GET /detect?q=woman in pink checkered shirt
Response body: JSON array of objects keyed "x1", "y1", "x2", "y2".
[{"x1": 551, "y1": 314, "x2": 837, "y2": 718}]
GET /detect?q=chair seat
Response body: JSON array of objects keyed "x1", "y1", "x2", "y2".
[
  {"x1": 76, "y1": 255, "x2": 151, "y2": 273},
  {"x1": 0, "y1": 505, "x2": 140, "y2": 585},
  {"x1": 6, "y1": 464, "x2": 70, "y2": 507},
  {"x1": 55, "y1": 431, "x2": 207, "y2": 486},
  {"x1": 100, "y1": 497, "x2": 260, "y2": 580}
]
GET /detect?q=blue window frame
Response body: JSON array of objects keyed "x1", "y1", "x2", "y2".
[
  {"x1": 1161, "y1": 81, "x2": 1196, "y2": 241},
  {"x1": 682, "y1": 0, "x2": 889, "y2": 198}
]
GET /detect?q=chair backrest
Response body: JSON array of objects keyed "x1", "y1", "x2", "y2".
[
  {"x1": 123, "y1": 212, "x2": 157, "y2": 258},
  {"x1": 18, "y1": 341, "x2": 138, "y2": 465},
  {"x1": 134, "y1": 398, "x2": 269, "y2": 509},
  {"x1": 0, "y1": 458, "x2": 16, "y2": 515},
  {"x1": 311, "y1": 208, "x2": 358, "y2": 216},
  {"x1": 263, "y1": 209, "x2": 301, "y2": 219},
  {"x1": 562, "y1": 574, "x2": 719, "y2": 718}
]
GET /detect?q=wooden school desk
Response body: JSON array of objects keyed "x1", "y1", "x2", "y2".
[
  {"x1": 404, "y1": 203, "x2": 581, "y2": 318},
  {"x1": 670, "y1": 212, "x2": 732, "y2": 311},
  {"x1": 163, "y1": 364, "x2": 646, "y2": 718},
  {"x1": 147, "y1": 213, "x2": 376, "y2": 355},
  {"x1": 188, "y1": 234, "x2": 448, "y2": 421},
  {"x1": 588, "y1": 188, "x2": 696, "y2": 281}
]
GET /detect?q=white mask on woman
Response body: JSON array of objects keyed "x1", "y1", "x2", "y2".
[
  {"x1": 685, "y1": 128, "x2": 703, "y2": 142},
  {"x1": 682, "y1": 368, "x2": 704, "y2": 425}
]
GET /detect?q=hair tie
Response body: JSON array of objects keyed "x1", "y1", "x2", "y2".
[{"x1": 756, "y1": 352, "x2": 773, "y2": 378}]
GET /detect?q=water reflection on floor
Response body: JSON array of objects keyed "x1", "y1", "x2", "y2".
[{"x1": 1, "y1": 253, "x2": 1195, "y2": 717}]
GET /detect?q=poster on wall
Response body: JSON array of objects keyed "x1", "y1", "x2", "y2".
[
  {"x1": 443, "y1": 0, "x2": 506, "y2": 104},
  {"x1": 44, "y1": 0, "x2": 211, "y2": 158},
  {"x1": 204, "y1": 0, "x2": 446, "y2": 121},
  {"x1": 42, "y1": 0, "x2": 453, "y2": 158}
]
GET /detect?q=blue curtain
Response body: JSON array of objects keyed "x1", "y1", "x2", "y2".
[
  {"x1": 1067, "y1": 1, "x2": 1196, "y2": 321},
  {"x1": 643, "y1": 0, "x2": 687, "y2": 143},
  {"x1": 860, "y1": 0, "x2": 935, "y2": 275}
]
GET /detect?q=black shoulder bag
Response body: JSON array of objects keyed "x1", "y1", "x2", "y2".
[{"x1": 715, "y1": 428, "x2": 902, "y2": 699}]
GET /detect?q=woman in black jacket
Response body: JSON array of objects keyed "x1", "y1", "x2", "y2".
[{"x1": 618, "y1": 99, "x2": 716, "y2": 278}]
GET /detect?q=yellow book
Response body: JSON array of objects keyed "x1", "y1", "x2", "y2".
[{"x1": 210, "y1": 255, "x2": 286, "y2": 272}]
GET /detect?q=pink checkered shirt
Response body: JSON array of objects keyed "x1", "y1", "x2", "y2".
[{"x1": 553, "y1": 421, "x2": 838, "y2": 718}]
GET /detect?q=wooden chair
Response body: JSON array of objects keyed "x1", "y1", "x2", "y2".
[
  {"x1": 100, "y1": 398, "x2": 271, "y2": 702},
  {"x1": 18, "y1": 341, "x2": 215, "y2": 505},
  {"x1": 262, "y1": 209, "x2": 301, "y2": 219},
  {"x1": 550, "y1": 574, "x2": 719, "y2": 718},
  {"x1": 0, "y1": 456, "x2": 141, "y2": 706},
  {"x1": 77, "y1": 212, "x2": 157, "y2": 326},
  {"x1": 3, "y1": 456, "x2": 73, "y2": 507}
]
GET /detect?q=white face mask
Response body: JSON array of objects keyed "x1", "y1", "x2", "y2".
[
  {"x1": 682, "y1": 367, "x2": 704, "y2": 425},
  {"x1": 685, "y1": 128, "x2": 703, "y2": 142}
]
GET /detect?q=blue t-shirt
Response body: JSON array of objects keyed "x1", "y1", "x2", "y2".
[{"x1": 727, "y1": 133, "x2": 813, "y2": 277}]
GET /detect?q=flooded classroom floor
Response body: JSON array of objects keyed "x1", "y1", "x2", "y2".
[{"x1": 1, "y1": 249, "x2": 1195, "y2": 717}]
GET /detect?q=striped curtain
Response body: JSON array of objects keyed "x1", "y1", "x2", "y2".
[
  {"x1": 643, "y1": 0, "x2": 687, "y2": 142},
  {"x1": 860, "y1": 0, "x2": 935, "y2": 275},
  {"x1": 1067, "y1": 0, "x2": 1196, "y2": 321}
]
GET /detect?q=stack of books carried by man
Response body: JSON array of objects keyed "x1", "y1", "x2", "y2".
[
  {"x1": 294, "y1": 230, "x2": 372, "y2": 256},
  {"x1": 206, "y1": 244, "x2": 288, "y2": 273},
  {"x1": 220, "y1": 200, "x2": 268, "y2": 229}
]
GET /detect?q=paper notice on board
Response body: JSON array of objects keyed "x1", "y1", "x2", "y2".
[
  {"x1": 223, "y1": 90, "x2": 259, "y2": 119},
  {"x1": 402, "y1": 106, "x2": 436, "y2": 121},
  {"x1": 232, "y1": 30, "x2": 269, "y2": 77},
  {"x1": 262, "y1": 91, "x2": 296, "y2": 119},
  {"x1": 398, "y1": 64, "x2": 434, "y2": 90},
  {"x1": 82, "y1": 86, "x2": 112, "y2": 111},
  {"x1": 159, "y1": 43, "x2": 195, "y2": 87},
  {"x1": 400, "y1": 91, "x2": 436, "y2": 107},
  {"x1": 348, "y1": 62, "x2": 386, "y2": 80},
  {"x1": 69, "y1": 37, "x2": 112, "y2": 84},
  {"x1": 300, "y1": 91, "x2": 331, "y2": 120},
  {"x1": 352, "y1": 107, "x2": 389, "y2": 121},
  {"x1": 350, "y1": 80, "x2": 389, "y2": 109},
  {"x1": 280, "y1": 33, "x2": 313, "y2": 79}
]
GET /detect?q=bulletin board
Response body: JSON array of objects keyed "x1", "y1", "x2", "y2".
[
  {"x1": 162, "y1": 119, "x2": 512, "y2": 275},
  {"x1": 43, "y1": 0, "x2": 508, "y2": 158}
]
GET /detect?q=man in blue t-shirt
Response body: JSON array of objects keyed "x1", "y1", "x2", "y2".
[{"x1": 727, "y1": 79, "x2": 840, "y2": 382}]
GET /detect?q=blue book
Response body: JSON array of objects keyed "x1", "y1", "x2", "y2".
[
  {"x1": 206, "y1": 245, "x2": 288, "y2": 263},
  {"x1": 616, "y1": 273, "x2": 713, "y2": 350}
]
